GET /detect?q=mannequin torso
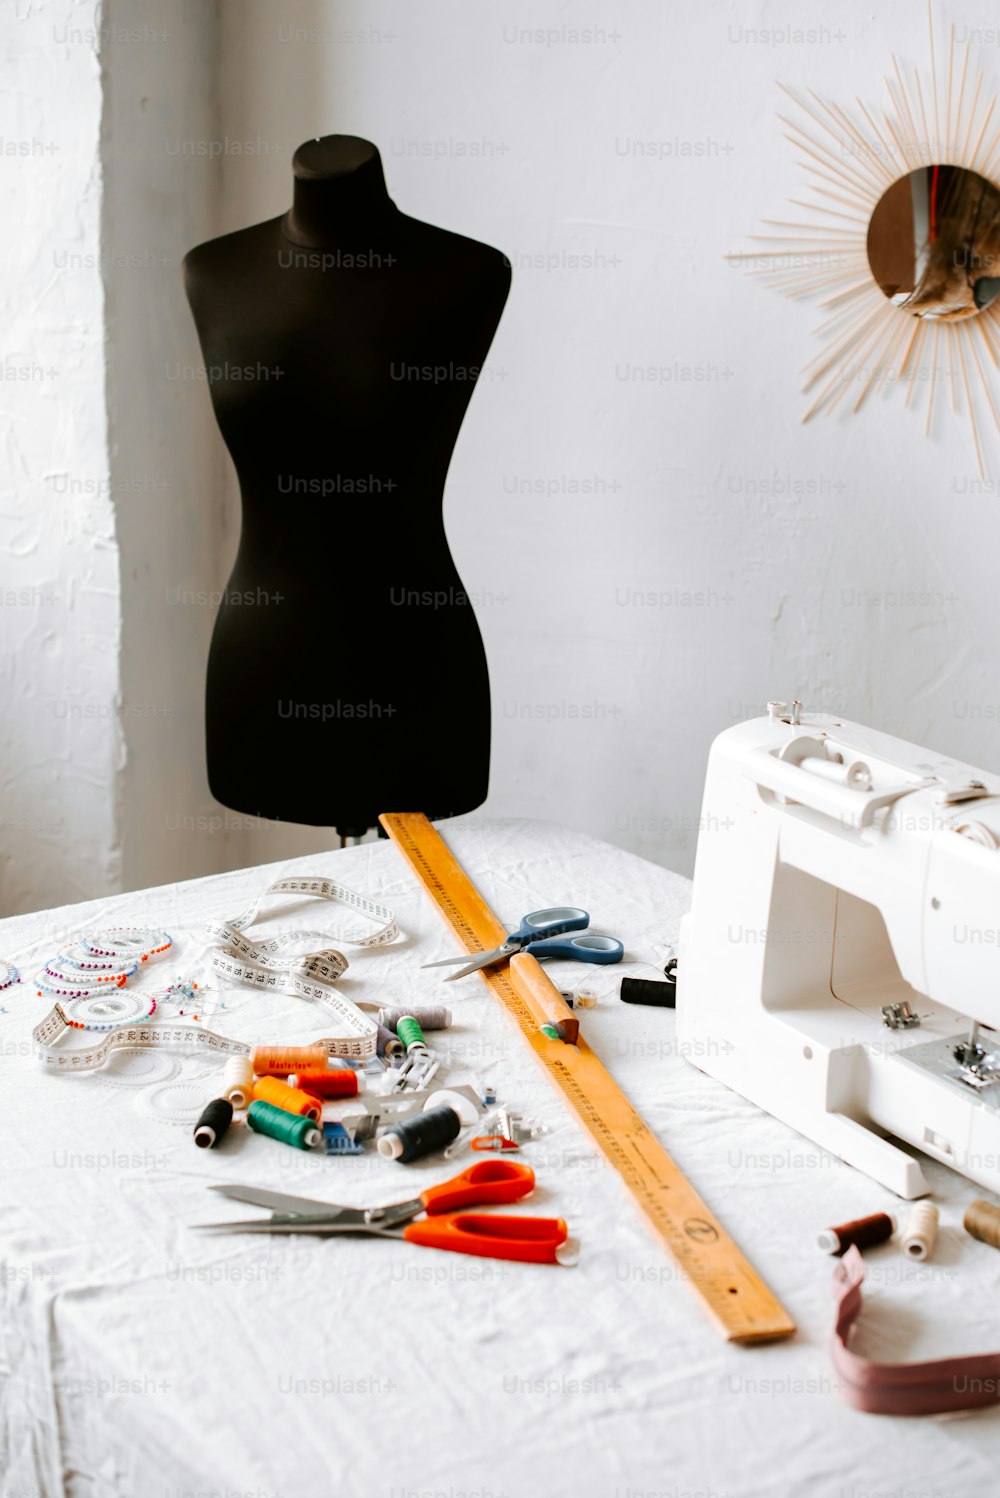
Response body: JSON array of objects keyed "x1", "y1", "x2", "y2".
[{"x1": 183, "y1": 137, "x2": 510, "y2": 833}]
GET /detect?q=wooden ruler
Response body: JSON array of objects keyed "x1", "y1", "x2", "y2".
[{"x1": 379, "y1": 812, "x2": 795, "y2": 1345}]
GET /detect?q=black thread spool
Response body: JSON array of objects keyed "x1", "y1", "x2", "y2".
[
  {"x1": 377, "y1": 1104, "x2": 461, "y2": 1163},
  {"x1": 194, "y1": 1097, "x2": 234, "y2": 1149}
]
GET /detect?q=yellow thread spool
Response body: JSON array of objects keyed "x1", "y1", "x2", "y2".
[
  {"x1": 964, "y1": 1198, "x2": 1000, "y2": 1250},
  {"x1": 252, "y1": 1074, "x2": 323, "y2": 1122},
  {"x1": 222, "y1": 1056, "x2": 255, "y2": 1110},
  {"x1": 901, "y1": 1201, "x2": 939, "y2": 1260}
]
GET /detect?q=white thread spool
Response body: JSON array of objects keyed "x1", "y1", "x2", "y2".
[
  {"x1": 901, "y1": 1201, "x2": 939, "y2": 1260},
  {"x1": 222, "y1": 1055, "x2": 254, "y2": 1110}
]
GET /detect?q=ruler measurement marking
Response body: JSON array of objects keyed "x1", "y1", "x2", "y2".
[{"x1": 380, "y1": 813, "x2": 795, "y2": 1343}]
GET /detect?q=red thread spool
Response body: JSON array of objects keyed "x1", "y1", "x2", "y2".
[
  {"x1": 288, "y1": 1069, "x2": 361, "y2": 1098},
  {"x1": 251, "y1": 1045, "x2": 328, "y2": 1076},
  {"x1": 818, "y1": 1211, "x2": 895, "y2": 1256},
  {"x1": 252, "y1": 1075, "x2": 323, "y2": 1122}
]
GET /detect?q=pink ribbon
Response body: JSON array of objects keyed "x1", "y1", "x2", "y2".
[{"x1": 832, "y1": 1244, "x2": 1000, "y2": 1416}]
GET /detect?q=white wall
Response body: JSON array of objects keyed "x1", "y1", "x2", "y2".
[
  {"x1": 0, "y1": 0, "x2": 122, "y2": 913},
  {"x1": 5, "y1": 0, "x2": 1000, "y2": 914},
  {"x1": 214, "y1": 0, "x2": 1000, "y2": 876},
  {"x1": 101, "y1": 0, "x2": 231, "y2": 894}
]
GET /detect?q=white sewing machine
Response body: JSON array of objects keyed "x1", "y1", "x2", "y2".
[{"x1": 677, "y1": 702, "x2": 1000, "y2": 1199}]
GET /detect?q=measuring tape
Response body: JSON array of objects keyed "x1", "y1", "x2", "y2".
[
  {"x1": 31, "y1": 1005, "x2": 379, "y2": 1072},
  {"x1": 379, "y1": 812, "x2": 795, "y2": 1345},
  {"x1": 33, "y1": 875, "x2": 400, "y2": 1069},
  {"x1": 204, "y1": 874, "x2": 399, "y2": 1056}
]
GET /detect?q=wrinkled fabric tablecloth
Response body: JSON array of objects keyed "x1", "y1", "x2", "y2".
[{"x1": 2, "y1": 816, "x2": 999, "y2": 1498}]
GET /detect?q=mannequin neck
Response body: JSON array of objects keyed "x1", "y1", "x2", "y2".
[{"x1": 283, "y1": 136, "x2": 397, "y2": 248}]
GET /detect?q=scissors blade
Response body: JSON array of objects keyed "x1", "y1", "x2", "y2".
[
  {"x1": 194, "y1": 1218, "x2": 361, "y2": 1235},
  {"x1": 442, "y1": 944, "x2": 522, "y2": 982},
  {"x1": 420, "y1": 953, "x2": 486, "y2": 969},
  {"x1": 422, "y1": 943, "x2": 510, "y2": 971},
  {"x1": 208, "y1": 1184, "x2": 343, "y2": 1217}
]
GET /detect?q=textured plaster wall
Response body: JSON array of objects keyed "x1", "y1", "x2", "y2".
[
  {"x1": 0, "y1": 0, "x2": 121, "y2": 914},
  {"x1": 216, "y1": 0, "x2": 1000, "y2": 876},
  {"x1": 5, "y1": 0, "x2": 1000, "y2": 916}
]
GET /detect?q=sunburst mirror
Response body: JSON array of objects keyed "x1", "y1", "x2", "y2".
[{"x1": 734, "y1": 3, "x2": 1000, "y2": 473}]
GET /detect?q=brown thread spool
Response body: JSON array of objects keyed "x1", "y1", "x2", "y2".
[
  {"x1": 817, "y1": 1211, "x2": 895, "y2": 1256},
  {"x1": 252, "y1": 1075, "x2": 323, "y2": 1122},
  {"x1": 251, "y1": 1045, "x2": 328, "y2": 1076},
  {"x1": 964, "y1": 1198, "x2": 1000, "y2": 1249}
]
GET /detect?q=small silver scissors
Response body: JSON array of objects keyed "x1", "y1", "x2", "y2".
[{"x1": 421, "y1": 906, "x2": 624, "y2": 982}]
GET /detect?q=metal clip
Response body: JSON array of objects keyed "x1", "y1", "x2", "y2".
[
  {"x1": 383, "y1": 1049, "x2": 440, "y2": 1094},
  {"x1": 881, "y1": 1001, "x2": 921, "y2": 1031}
]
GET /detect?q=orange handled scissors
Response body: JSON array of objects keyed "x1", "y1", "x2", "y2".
[{"x1": 197, "y1": 1160, "x2": 572, "y2": 1265}]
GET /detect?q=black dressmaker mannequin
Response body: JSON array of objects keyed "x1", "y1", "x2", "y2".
[{"x1": 183, "y1": 136, "x2": 510, "y2": 837}]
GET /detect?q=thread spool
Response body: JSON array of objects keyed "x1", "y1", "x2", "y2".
[
  {"x1": 250, "y1": 1045, "x2": 329, "y2": 1076},
  {"x1": 901, "y1": 1202, "x2": 939, "y2": 1260},
  {"x1": 376, "y1": 1024, "x2": 403, "y2": 1059},
  {"x1": 395, "y1": 1016, "x2": 427, "y2": 1054},
  {"x1": 194, "y1": 1097, "x2": 233, "y2": 1149},
  {"x1": 289, "y1": 1069, "x2": 364, "y2": 1098},
  {"x1": 424, "y1": 1088, "x2": 480, "y2": 1127},
  {"x1": 964, "y1": 1198, "x2": 1000, "y2": 1249},
  {"x1": 378, "y1": 1005, "x2": 451, "y2": 1032},
  {"x1": 247, "y1": 1100, "x2": 320, "y2": 1150},
  {"x1": 377, "y1": 1104, "x2": 461, "y2": 1162},
  {"x1": 252, "y1": 1075, "x2": 323, "y2": 1123},
  {"x1": 222, "y1": 1056, "x2": 255, "y2": 1109},
  {"x1": 817, "y1": 1211, "x2": 895, "y2": 1256}
]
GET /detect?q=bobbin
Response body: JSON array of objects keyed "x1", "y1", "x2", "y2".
[
  {"x1": 194, "y1": 1098, "x2": 234, "y2": 1149},
  {"x1": 247, "y1": 1099, "x2": 320, "y2": 1150},
  {"x1": 901, "y1": 1202, "x2": 939, "y2": 1261},
  {"x1": 288, "y1": 1069, "x2": 364, "y2": 1098},
  {"x1": 818, "y1": 1211, "x2": 896, "y2": 1256},
  {"x1": 964, "y1": 1198, "x2": 1000, "y2": 1250},
  {"x1": 251, "y1": 1045, "x2": 329, "y2": 1076},
  {"x1": 252, "y1": 1075, "x2": 323, "y2": 1123},
  {"x1": 222, "y1": 1055, "x2": 255, "y2": 1109},
  {"x1": 377, "y1": 1104, "x2": 462, "y2": 1163},
  {"x1": 378, "y1": 1005, "x2": 452, "y2": 1033},
  {"x1": 395, "y1": 1016, "x2": 428, "y2": 1055}
]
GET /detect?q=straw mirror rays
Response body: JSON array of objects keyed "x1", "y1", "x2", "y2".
[{"x1": 732, "y1": 2, "x2": 1000, "y2": 474}]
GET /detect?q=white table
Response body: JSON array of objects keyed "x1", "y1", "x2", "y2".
[{"x1": 2, "y1": 816, "x2": 1000, "y2": 1498}]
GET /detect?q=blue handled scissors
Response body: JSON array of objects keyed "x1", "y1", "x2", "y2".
[{"x1": 422, "y1": 906, "x2": 624, "y2": 982}]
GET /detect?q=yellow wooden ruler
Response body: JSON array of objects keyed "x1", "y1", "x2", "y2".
[{"x1": 379, "y1": 812, "x2": 795, "y2": 1345}]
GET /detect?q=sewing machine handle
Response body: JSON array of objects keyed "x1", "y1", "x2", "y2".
[{"x1": 751, "y1": 748, "x2": 922, "y2": 830}]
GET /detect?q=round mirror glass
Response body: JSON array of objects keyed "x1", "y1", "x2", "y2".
[{"x1": 867, "y1": 165, "x2": 1000, "y2": 319}]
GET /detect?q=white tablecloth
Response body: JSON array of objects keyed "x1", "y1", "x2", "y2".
[{"x1": 2, "y1": 816, "x2": 1000, "y2": 1498}]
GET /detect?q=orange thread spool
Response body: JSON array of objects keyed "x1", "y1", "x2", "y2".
[
  {"x1": 289, "y1": 1069, "x2": 360, "y2": 1099},
  {"x1": 250, "y1": 1045, "x2": 329, "y2": 1076},
  {"x1": 252, "y1": 1075, "x2": 323, "y2": 1122}
]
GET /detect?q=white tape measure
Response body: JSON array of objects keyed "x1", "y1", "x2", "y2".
[
  {"x1": 33, "y1": 873, "x2": 399, "y2": 1070},
  {"x1": 204, "y1": 874, "x2": 398, "y2": 1056}
]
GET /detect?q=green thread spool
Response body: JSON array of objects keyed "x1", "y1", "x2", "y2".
[
  {"x1": 396, "y1": 1015, "x2": 427, "y2": 1054},
  {"x1": 540, "y1": 1022, "x2": 566, "y2": 1040},
  {"x1": 247, "y1": 1099, "x2": 320, "y2": 1151}
]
